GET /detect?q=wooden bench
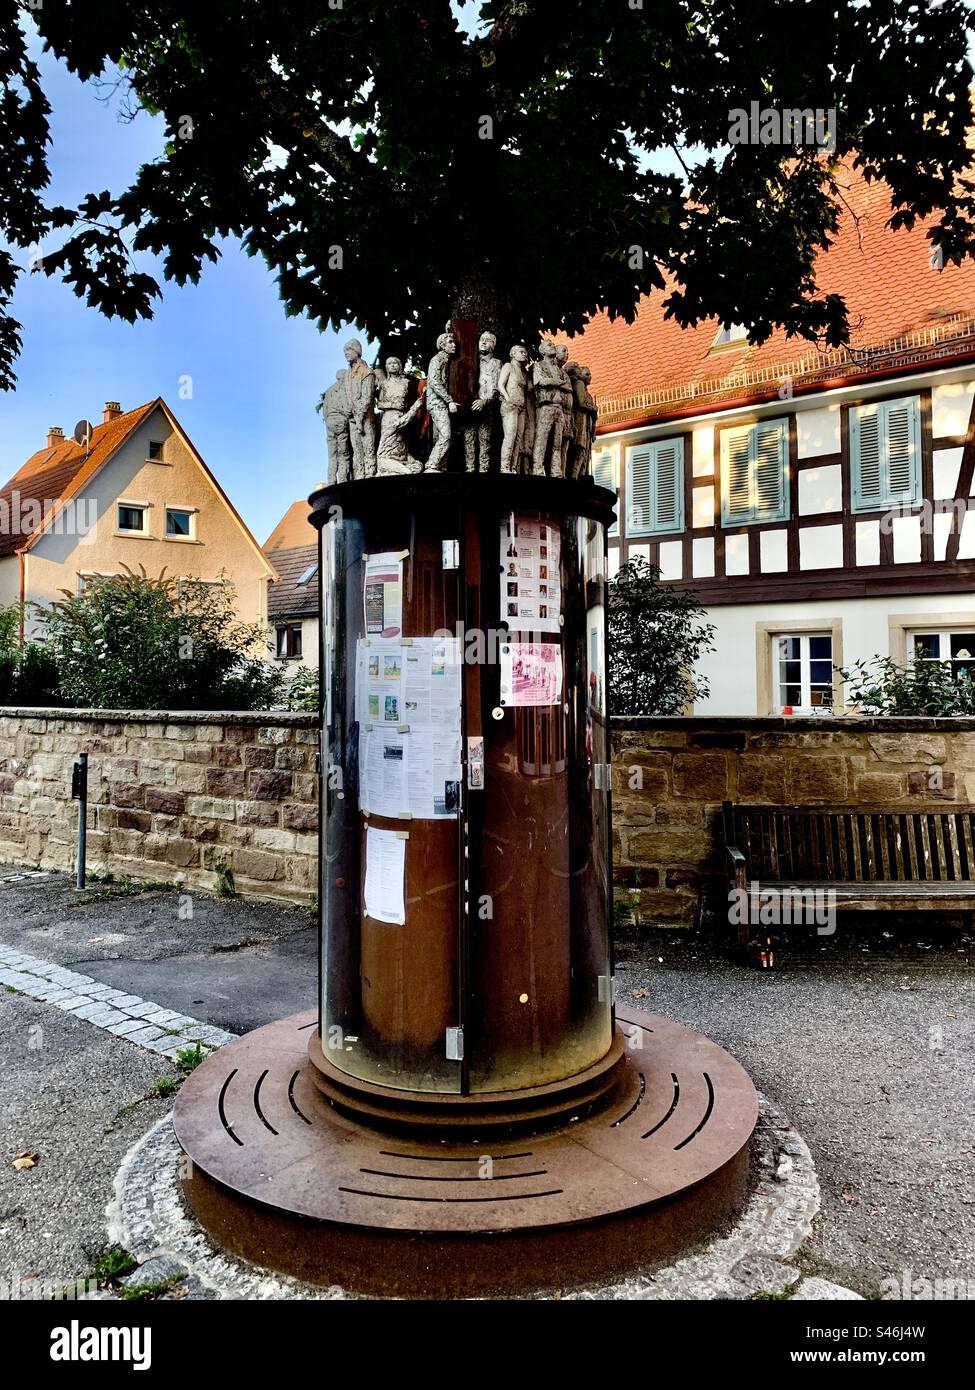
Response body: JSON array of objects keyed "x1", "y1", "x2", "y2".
[{"x1": 722, "y1": 801, "x2": 975, "y2": 952}]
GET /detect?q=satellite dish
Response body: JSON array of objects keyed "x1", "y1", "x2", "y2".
[{"x1": 73, "y1": 419, "x2": 94, "y2": 449}]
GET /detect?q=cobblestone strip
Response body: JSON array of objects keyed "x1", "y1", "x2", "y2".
[{"x1": 0, "y1": 944, "x2": 237, "y2": 1060}]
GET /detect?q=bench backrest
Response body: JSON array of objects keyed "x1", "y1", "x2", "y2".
[{"x1": 723, "y1": 802, "x2": 975, "y2": 883}]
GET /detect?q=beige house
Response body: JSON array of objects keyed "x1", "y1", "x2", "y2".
[
  {"x1": 264, "y1": 500, "x2": 320, "y2": 672},
  {"x1": 0, "y1": 399, "x2": 275, "y2": 633}
]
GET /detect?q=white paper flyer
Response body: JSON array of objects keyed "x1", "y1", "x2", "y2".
[
  {"x1": 363, "y1": 826, "x2": 406, "y2": 925},
  {"x1": 500, "y1": 515, "x2": 561, "y2": 634},
  {"x1": 363, "y1": 551, "x2": 404, "y2": 638}
]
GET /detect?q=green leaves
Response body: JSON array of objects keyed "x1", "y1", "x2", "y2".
[
  {"x1": 608, "y1": 556, "x2": 715, "y2": 716},
  {"x1": 39, "y1": 568, "x2": 285, "y2": 711},
  {"x1": 839, "y1": 653, "x2": 975, "y2": 717},
  {"x1": 0, "y1": 0, "x2": 973, "y2": 380}
]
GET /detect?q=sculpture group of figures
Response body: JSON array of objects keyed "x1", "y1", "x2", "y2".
[{"x1": 324, "y1": 331, "x2": 598, "y2": 484}]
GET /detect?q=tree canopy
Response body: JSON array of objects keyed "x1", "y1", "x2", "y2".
[{"x1": 1, "y1": 0, "x2": 974, "y2": 383}]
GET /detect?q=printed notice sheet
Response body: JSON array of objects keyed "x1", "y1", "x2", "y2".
[
  {"x1": 359, "y1": 726, "x2": 409, "y2": 819},
  {"x1": 355, "y1": 635, "x2": 462, "y2": 818},
  {"x1": 363, "y1": 552, "x2": 404, "y2": 638},
  {"x1": 500, "y1": 516, "x2": 561, "y2": 634},
  {"x1": 499, "y1": 641, "x2": 563, "y2": 707},
  {"x1": 363, "y1": 826, "x2": 406, "y2": 924}
]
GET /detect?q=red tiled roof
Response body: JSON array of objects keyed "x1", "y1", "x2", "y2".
[
  {"x1": 0, "y1": 401, "x2": 159, "y2": 556},
  {"x1": 571, "y1": 167, "x2": 975, "y2": 431}
]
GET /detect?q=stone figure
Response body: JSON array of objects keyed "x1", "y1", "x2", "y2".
[
  {"x1": 323, "y1": 369, "x2": 353, "y2": 484},
  {"x1": 554, "y1": 344, "x2": 574, "y2": 476},
  {"x1": 425, "y1": 331, "x2": 459, "y2": 472},
  {"x1": 567, "y1": 362, "x2": 598, "y2": 478},
  {"x1": 497, "y1": 344, "x2": 529, "y2": 473},
  {"x1": 531, "y1": 339, "x2": 565, "y2": 477},
  {"x1": 376, "y1": 357, "x2": 423, "y2": 473},
  {"x1": 465, "y1": 331, "x2": 502, "y2": 473},
  {"x1": 343, "y1": 337, "x2": 377, "y2": 478}
]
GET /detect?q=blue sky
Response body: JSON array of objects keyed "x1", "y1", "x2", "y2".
[{"x1": 0, "y1": 35, "x2": 357, "y2": 545}]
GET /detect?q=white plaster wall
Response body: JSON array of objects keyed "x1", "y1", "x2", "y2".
[
  {"x1": 796, "y1": 404, "x2": 841, "y2": 458},
  {"x1": 695, "y1": 591, "x2": 975, "y2": 715},
  {"x1": 932, "y1": 379, "x2": 975, "y2": 437}
]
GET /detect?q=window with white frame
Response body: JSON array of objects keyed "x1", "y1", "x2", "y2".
[
  {"x1": 165, "y1": 507, "x2": 195, "y2": 539},
  {"x1": 720, "y1": 419, "x2": 789, "y2": 525},
  {"x1": 625, "y1": 438, "x2": 684, "y2": 536},
  {"x1": 909, "y1": 628, "x2": 975, "y2": 682},
  {"x1": 592, "y1": 448, "x2": 619, "y2": 535},
  {"x1": 774, "y1": 633, "x2": 834, "y2": 713},
  {"x1": 850, "y1": 395, "x2": 921, "y2": 512},
  {"x1": 117, "y1": 503, "x2": 146, "y2": 533},
  {"x1": 711, "y1": 323, "x2": 749, "y2": 348}
]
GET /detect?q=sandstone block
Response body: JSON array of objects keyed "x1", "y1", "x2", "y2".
[{"x1": 249, "y1": 770, "x2": 293, "y2": 800}]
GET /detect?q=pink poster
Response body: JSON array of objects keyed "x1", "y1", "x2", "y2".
[{"x1": 499, "y1": 642, "x2": 563, "y2": 707}]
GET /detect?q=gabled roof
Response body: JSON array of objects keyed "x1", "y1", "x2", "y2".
[
  {"x1": 572, "y1": 165, "x2": 975, "y2": 432},
  {"x1": 0, "y1": 398, "x2": 277, "y2": 579},
  {"x1": 0, "y1": 401, "x2": 157, "y2": 557},
  {"x1": 264, "y1": 499, "x2": 317, "y2": 553},
  {"x1": 267, "y1": 542, "x2": 320, "y2": 619}
]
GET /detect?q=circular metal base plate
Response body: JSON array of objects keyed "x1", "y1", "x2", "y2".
[{"x1": 173, "y1": 1008, "x2": 758, "y2": 1297}]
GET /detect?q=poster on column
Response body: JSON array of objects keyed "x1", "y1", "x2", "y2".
[
  {"x1": 363, "y1": 551, "x2": 404, "y2": 638},
  {"x1": 356, "y1": 641, "x2": 404, "y2": 724},
  {"x1": 499, "y1": 641, "x2": 563, "y2": 707},
  {"x1": 364, "y1": 826, "x2": 406, "y2": 925},
  {"x1": 359, "y1": 726, "x2": 409, "y2": 818},
  {"x1": 500, "y1": 516, "x2": 561, "y2": 634},
  {"x1": 402, "y1": 636, "x2": 462, "y2": 727},
  {"x1": 355, "y1": 635, "x2": 462, "y2": 818},
  {"x1": 407, "y1": 727, "x2": 462, "y2": 818}
]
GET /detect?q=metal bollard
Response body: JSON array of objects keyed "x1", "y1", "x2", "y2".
[{"x1": 71, "y1": 752, "x2": 88, "y2": 890}]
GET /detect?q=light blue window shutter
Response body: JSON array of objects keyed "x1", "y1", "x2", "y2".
[
  {"x1": 627, "y1": 446, "x2": 653, "y2": 536},
  {"x1": 753, "y1": 420, "x2": 787, "y2": 520},
  {"x1": 851, "y1": 404, "x2": 883, "y2": 511},
  {"x1": 593, "y1": 449, "x2": 618, "y2": 534},
  {"x1": 721, "y1": 425, "x2": 753, "y2": 524},
  {"x1": 883, "y1": 397, "x2": 920, "y2": 504},
  {"x1": 652, "y1": 439, "x2": 683, "y2": 532},
  {"x1": 852, "y1": 397, "x2": 921, "y2": 511}
]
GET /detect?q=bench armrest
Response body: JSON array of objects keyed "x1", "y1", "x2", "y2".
[{"x1": 726, "y1": 845, "x2": 747, "y2": 888}]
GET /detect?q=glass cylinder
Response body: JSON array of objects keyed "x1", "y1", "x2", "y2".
[{"x1": 312, "y1": 475, "x2": 614, "y2": 1097}]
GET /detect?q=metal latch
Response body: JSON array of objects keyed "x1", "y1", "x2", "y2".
[{"x1": 445, "y1": 1026, "x2": 464, "y2": 1061}]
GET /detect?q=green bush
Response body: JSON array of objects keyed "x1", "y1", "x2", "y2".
[
  {"x1": 608, "y1": 557, "x2": 715, "y2": 715},
  {"x1": 286, "y1": 665, "x2": 319, "y2": 712},
  {"x1": 839, "y1": 653, "x2": 975, "y2": 716},
  {"x1": 40, "y1": 567, "x2": 284, "y2": 711},
  {"x1": 0, "y1": 604, "x2": 61, "y2": 705}
]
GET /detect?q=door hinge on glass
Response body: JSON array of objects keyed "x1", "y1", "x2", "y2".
[{"x1": 445, "y1": 1026, "x2": 464, "y2": 1061}]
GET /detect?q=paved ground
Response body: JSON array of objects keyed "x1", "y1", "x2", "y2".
[
  {"x1": 0, "y1": 868, "x2": 972, "y2": 1298},
  {"x1": 615, "y1": 921, "x2": 975, "y2": 1298}
]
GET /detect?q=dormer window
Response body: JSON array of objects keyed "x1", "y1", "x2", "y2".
[{"x1": 712, "y1": 323, "x2": 749, "y2": 349}]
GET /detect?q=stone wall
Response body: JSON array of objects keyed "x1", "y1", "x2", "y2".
[
  {"x1": 611, "y1": 715, "x2": 975, "y2": 928},
  {"x1": 0, "y1": 709, "x2": 319, "y2": 904}
]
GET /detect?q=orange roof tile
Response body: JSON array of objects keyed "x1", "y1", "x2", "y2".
[
  {"x1": 0, "y1": 401, "x2": 159, "y2": 556},
  {"x1": 571, "y1": 167, "x2": 975, "y2": 431}
]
